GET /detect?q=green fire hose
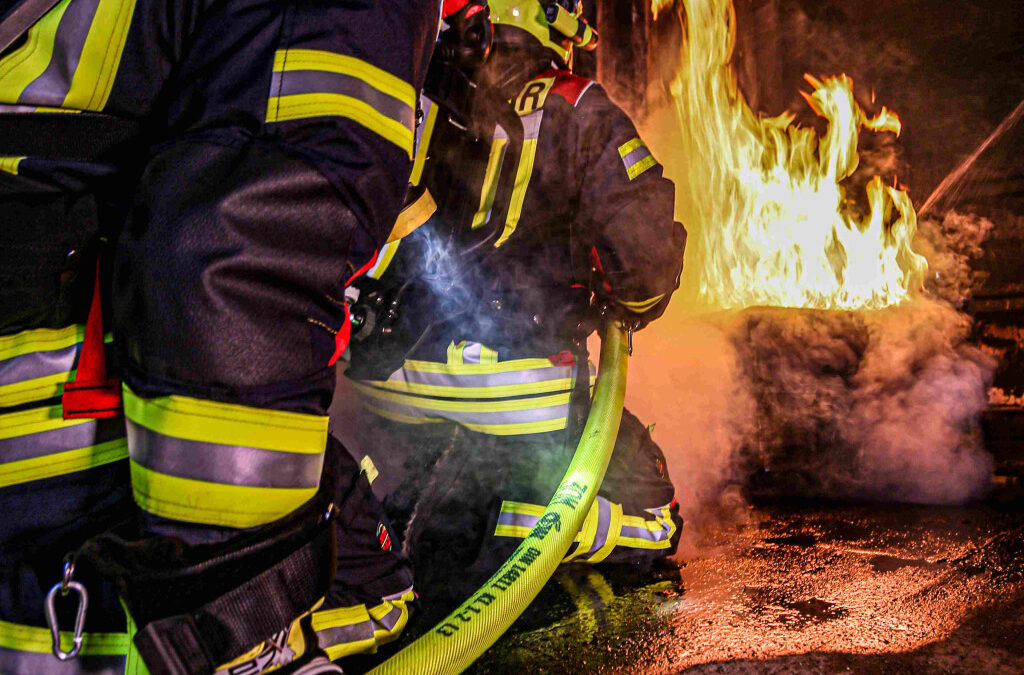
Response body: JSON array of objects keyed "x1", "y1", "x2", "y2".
[{"x1": 369, "y1": 322, "x2": 630, "y2": 675}]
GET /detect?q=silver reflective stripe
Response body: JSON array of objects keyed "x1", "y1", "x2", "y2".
[
  {"x1": 0, "y1": 416, "x2": 124, "y2": 462},
  {"x1": 621, "y1": 144, "x2": 652, "y2": 170},
  {"x1": 619, "y1": 523, "x2": 671, "y2": 542},
  {"x1": 415, "y1": 94, "x2": 433, "y2": 148},
  {"x1": 391, "y1": 364, "x2": 576, "y2": 390},
  {"x1": 496, "y1": 510, "x2": 539, "y2": 530},
  {"x1": 315, "y1": 622, "x2": 374, "y2": 650},
  {"x1": 127, "y1": 421, "x2": 324, "y2": 489},
  {"x1": 461, "y1": 342, "x2": 484, "y2": 364},
  {"x1": 0, "y1": 343, "x2": 78, "y2": 388},
  {"x1": 363, "y1": 396, "x2": 569, "y2": 426},
  {"x1": 270, "y1": 70, "x2": 415, "y2": 131},
  {"x1": 582, "y1": 496, "x2": 612, "y2": 557},
  {"x1": 373, "y1": 605, "x2": 404, "y2": 633},
  {"x1": 521, "y1": 109, "x2": 543, "y2": 139},
  {"x1": 0, "y1": 646, "x2": 125, "y2": 675},
  {"x1": 18, "y1": 0, "x2": 103, "y2": 106}
]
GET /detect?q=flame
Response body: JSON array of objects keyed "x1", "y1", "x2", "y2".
[{"x1": 654, "y1": 0, "x2": 928, "y2": 311}]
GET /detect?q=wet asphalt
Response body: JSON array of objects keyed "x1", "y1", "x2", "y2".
[{"x1": 467, "y1": 488, "x2": 1024, "y2": 674}]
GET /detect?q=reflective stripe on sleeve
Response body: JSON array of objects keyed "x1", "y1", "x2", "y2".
[
  {"x1": 266, "y1": 49, "x2": 417, "y2": 157},
  {"x1": 123, "y1": 385, "x2": 327, "y2": 528},
  {"x1": 0, "y1": 326, "x2": 114, "y2": 407},
  {"x1": 1, "y1": 0, "x2": 137, "y2": 111},
  {"x1": 312, "y1": 587, "x2": 414, "y2": 661},
  {"x1": 410, "y1": 95, "x2": 438, "y2": 186},
  {"x1": 0, "y1": 406, "x2": 127, "y2": 487},
  {"x1": 617, "y1": 138, "x2": 657, "y2": 180},
  {"x1": 495, "y1": 498, "x2": 675, "y2": 561},
  {"x1": 0, "y1": 619, "x2": 127, "y2": 675},
  {"x1": 367, "y1": 240, "x2": 400, "y2": 280},
  {"x1": 0, "y1": 157, "x2": 24, "y2": 174}
]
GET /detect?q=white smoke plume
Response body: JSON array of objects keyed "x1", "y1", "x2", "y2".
[{"x1": 622, "y1": 220, "x2": 997, "y2": 527}]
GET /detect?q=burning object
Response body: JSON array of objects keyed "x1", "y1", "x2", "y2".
[{"x1": 620, "y1": 0, "x2": 997, "y2": 514}]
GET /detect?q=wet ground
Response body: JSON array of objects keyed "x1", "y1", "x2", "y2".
[{"x1": 466, "y1": 489, "x2": 1024, "y2": 674}]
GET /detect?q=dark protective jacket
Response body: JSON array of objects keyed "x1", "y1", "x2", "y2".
[
  {"x1": 348, "y1": 68, "x2": 688, "y2": 434},
  {"x1": 0, "y1": 0, "x2": 436, "y2": 671}
]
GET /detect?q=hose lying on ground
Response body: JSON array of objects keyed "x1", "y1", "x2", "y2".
[{"x1": 369, "y1": 322, "x2": 630, "y2": 675}]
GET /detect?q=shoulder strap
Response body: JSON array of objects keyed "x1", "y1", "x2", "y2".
[{"x1": 0, "y1": 0, "x2": 61, "y2": 56}]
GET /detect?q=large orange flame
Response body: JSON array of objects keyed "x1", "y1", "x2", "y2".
[{"x1": 654, "y1": 0, "x2": 928, "y2": 311}]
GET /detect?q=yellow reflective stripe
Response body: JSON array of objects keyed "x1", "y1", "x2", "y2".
[
  {"x1": 479, "y1": 345, "x2": 498, "y2": 364},
  {"x1": 500, "y1": 500, "x2": 546, "y2": 517},
  {"x1": 273, "y1": 50, "x2": 414, "y2": 109},
  {"x1": 367, "y1": 240, "x2": 400, "y2": 280},
  {"x1": 313, "y1": 590, "x2": 414, "y2": 661},
  {"x1": 616, "y1": 506, "x2": 676, "y2": 550},
  {"x1": 617, "y1": 138, "x2": 645, "y2": 157},
  {"x1": 0, "y1": 325, "x2": 84, "y2": 361},
  {"x1": 0, "y1": 437, "x2": 127, "y2": 488},
  {"x1": 626, "y1": 155, "x2": 657, "y2": 180},
  {"x1": 583, "y1": 501, "x2": 622, "y2": 563},
  {"x1": 0, "y1": 0, "x2": 72, "y2": 101},
  {"x1": 403, "y1": 356, "x2": 556, "y2": 375},
  {"x1": 267, "y1": 92, "x2": 413, "y2": 156},
  {"x1": 63, "y1": 0, "x2": 137, "y2": 110},
  {"x1": 129, "y1": 460, "x2": 317, "y2": 528},
  {"x1": 352, "y1": 383, "x2": 571, "y2": 414},
  {"x1": 122, "y1": 385, "x2": 327, "y2": 454},
  {"x1": 493, "y1": 524, "x2": 532, "y2": 538},
  {"x1": 0, "y1": 156, "x2": 24, "y2": 174},
  {"x1": 361, "y1": 402, "x2": 567, "y2": 436},
  {"x1": 562, "y1": 500, "x2": 600, "y2": 562},
  {"x1": 471, "y1": 132, "x2": 509, "y2": 230},
  {"x1": 446, "y1": 340, "x2": 465, "y2": 365},
  {"x1": 387, "y1": 188, "x2": 436, "y2": 243},
  {"x1": 494, "y1": 133, "x2": 538, "y2": 248},
  {"x1": 360, "y1": 375, "x2": 578, "y2": 399},
  {"x1": 617, "y1": 293, "x2": 665, "y2": 313},
  {"x1": 410, "y1": 100, "x2": 439, "y2": 186},
  {"x1": 0, "y1": 404, "x2": 89, "y2": 440},
  {"x1": 0, "y1": 370, "x2": 71, "y2": 407},
  {"x1": 0, "y1": 619, "x2": 128, "y2": 655},
  {"x1": 267, "y1": 49, "x2": 416, "y2": 156}
]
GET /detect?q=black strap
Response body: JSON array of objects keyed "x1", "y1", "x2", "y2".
[
  {"x1": 0, "y1": 0, "x2": 60, "y2": 55},
  {"x1": 132, "y1": 522, "x2": 335, "y2": 675},
  {"x1": 0, "y1": 113, "x2": 142, "y2": 160}
]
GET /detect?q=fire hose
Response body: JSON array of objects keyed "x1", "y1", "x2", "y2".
[{"x1": 369, "y1": 322, "x2": 629, "y2": 675}]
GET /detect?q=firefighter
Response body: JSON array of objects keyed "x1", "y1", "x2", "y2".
[
  {"x1": 0, "y1": 1, "x2": 437, "y2": 673},
  {"x1": 345, "y1": 0, "x2": 688, "y2": 622}
]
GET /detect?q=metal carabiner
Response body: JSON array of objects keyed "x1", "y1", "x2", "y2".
[
  {"x1": 44, "y1": 561, "x2": 88, "y2": 661},
  {"x1": 627, "y1": 325, "x2": 634, "y2": 356}
]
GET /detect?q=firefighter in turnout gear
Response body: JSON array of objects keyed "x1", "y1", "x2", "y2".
[
  {"x1": 346, "y1": 0, "x2": 688, "y2": 624},
  {"x1": 0, "y1": 1, "x2": 437, "y2": 672}
]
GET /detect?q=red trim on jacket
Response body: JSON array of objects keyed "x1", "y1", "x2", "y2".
[{"x1": 62, "y1": 258, "x2": 122, "y2": 419}]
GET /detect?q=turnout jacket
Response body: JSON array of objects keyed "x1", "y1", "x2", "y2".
[
  {"x1": 349, "y1": 69, "x2": 687, "y2": 436},
  {"x1": 0, "y1": 0, "x2": 437, "y2": 672}
]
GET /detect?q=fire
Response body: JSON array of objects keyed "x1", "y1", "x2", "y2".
[{"x1": 653, "y1": 0, "x2": 928, "y2": 311}]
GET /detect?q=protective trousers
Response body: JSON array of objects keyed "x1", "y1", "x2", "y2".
[{"x1": 353, "y1": 405, "x2": 682, "y2": 628}]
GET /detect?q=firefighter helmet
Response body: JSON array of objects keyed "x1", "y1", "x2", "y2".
[{"x1": 487, "y1": 0, "x2": 598, "y2": 65}]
